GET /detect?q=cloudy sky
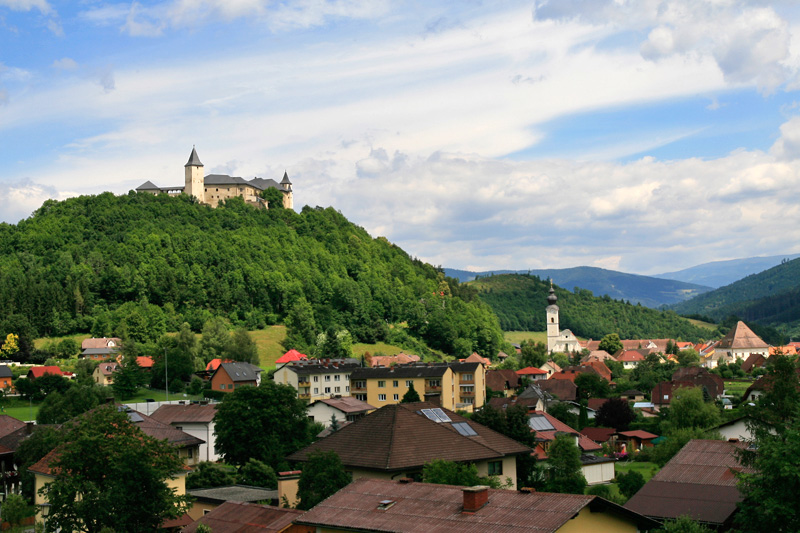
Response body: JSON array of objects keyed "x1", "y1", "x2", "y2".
[{"x1": 2, "y1": 0, "x2": 800, "y2": 275}]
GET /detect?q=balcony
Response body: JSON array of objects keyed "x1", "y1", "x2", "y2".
[
  {"x1": 425, "y1": 384, "x2": 442, "y2": 392},
  {"x1": 298, "y1": 393, "x2": 311, "y2": 400},
  {"x1": 460, "y1": 390, "x2": 475, "y2": 397},
  {"x1": 459, "y1": 379, "x2": 474, "y2": 385},
  {"x1": 351, "y1": 385, "x2": 366, "y2": 392}
]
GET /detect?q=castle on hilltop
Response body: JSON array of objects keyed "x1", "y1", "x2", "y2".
[{"x1": 136, "y1": 148, "x2": 293, "y2": 209}]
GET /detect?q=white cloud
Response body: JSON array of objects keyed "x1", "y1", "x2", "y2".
[
  {"x1": 0, "y1": 0, "x2": 51, "y2": 14},
  {"x1": 52, "y1": 58, "x2": 78, "y2": 70},
  {"x1": 0, "y1": 179, "x2": 64, "y2": 224}
]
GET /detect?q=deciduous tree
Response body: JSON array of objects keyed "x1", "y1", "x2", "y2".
[
  {"x1": 595, "y1": 397, "x2": 636, "y2": 431},
  {"x1": 297, "y1": 451, "x2": 351, "y2": 510},
  {"x1": 543, "y1": 434, "x2": 586, "y2": 494}
]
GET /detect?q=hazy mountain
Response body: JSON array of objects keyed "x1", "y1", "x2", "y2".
[
  {"x1": 445, "y1": 266, "x2": 711, "y2": 308},
  {"x1": 654, "y1": 253, "x2": 800, "y2": 289}
]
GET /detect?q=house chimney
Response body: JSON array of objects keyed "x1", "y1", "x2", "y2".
[
  {"x1": 462, "y1": 486, "x2": 489, "y2": 513},
  {"x1": 277, "y1": 470, "x2": 302, "y2": 508}
]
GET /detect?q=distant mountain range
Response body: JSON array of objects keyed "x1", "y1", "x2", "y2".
[
  {"x1": 444, "y1": 266, "x2": 711, "y2": 308},
  {"x1": 654, "y1": 253, "x2": 800, "y2": 288},
  {"x1": 669, "y1": 257, "x2": 800, "y2": 339}
]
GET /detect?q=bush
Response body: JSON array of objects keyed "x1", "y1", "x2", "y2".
[
  {"x1": 586, "y1": 484, "x2": 612, "y2": 498},
  {"x1": 617, "y1": 470, "x2": 646, "y2": 499}
]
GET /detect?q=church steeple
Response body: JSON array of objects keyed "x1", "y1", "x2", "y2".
[
  {"x1": 547, "y1": 282, "x2": 558, "y2": 305},
  {"x1": 185, "y1": 146, "x2": 203, "y2": 167}
]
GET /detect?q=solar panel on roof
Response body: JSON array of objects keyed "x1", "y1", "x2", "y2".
[
  {"x1": 430, "y1": 408, "x2": 451, "y2": 422},
  {"x1": 528, "y1": 415, "x2": 556, "y2": 432},
  {"x1": 127, "y1": 411, "x2": 144, "y2": 423},
  {"x1": 452, "y1": 422, "x2": 478, "y2": 436},
  {"x1": 420, "y1": 409, "x2": 439, "y2": 422}
]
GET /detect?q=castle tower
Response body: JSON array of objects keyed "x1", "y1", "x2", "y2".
[
  {"x1": 280, "y1": 171, "x2": 293, "y2": 209},
  {"x1": 546, "y1": 282, "x2": 559, "y2": 353},
  {"x1": 184, "y1": 147, "x2": 205, "y2": 204}
]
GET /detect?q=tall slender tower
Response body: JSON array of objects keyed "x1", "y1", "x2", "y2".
[
  {"x1": 280, "y1": 171, "x2": 293, "y2": 209},
  {"x1": 546, "y1": 282, "x2": 559, "y2": 353},
  {"x1": 184, "y1": 147, "x2": 205, "y2": 204}
]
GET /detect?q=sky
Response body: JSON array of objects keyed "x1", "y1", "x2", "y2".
[{"x1": 2, "y1": 0, "x2": 800, "y2": 276}]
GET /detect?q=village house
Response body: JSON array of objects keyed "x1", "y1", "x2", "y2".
[
  {"x1": 516, "y1": 366, "x2": 549, "y2": 381},
  {"x1": 294, "y1": 478, "x2": 660, "y2": 532},
  {"x1": 0, "y1": 365, "x2": 13, "y2": 392},
  {"x1": 546, "y1": 285, "x2": 582, "y2": 353},
  {"x1": 485, "y1": 369, "x2": 520, "y2": 397},
  {"x1": 136, "y1": 148, "x2": 293, "y2": 209},
  {"x1": 93, "y1": 362, "x2": 118, "y2": 386},
  {"x1": 150, "y1": 402, "x2": 220, "y2": 462},
  {"x1": 288, "y1": 402, "x2": 530, "y2": 487},
  {"x1": 307, "y1": 396, "x2": 375, "y2": 425},
  {"x1": 211, "y1": 361, "x2": 263, "y2": 393},
  {"x1": 80, "y1": 337, "x2": 122, "y2": 361},
  {"x1": 707, "y1": 321, "x2": 769, "y2": 368},
  {"x1": 350, "y1": 361, "x2": 486, "y2": 412},
  {"x1": 273, "y1": 358, "x2": 360, "y2": 402},
  {"x1": 182, "y1": 501, "x2": 310, "y2": 533}
]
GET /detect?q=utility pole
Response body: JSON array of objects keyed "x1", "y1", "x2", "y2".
[{"x1": 164, "y1": 346, "x2": 169, "y2": 403}]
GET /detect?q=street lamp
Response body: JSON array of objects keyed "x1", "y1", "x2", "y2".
[{"x1": 39, "y1": 502, "x2": 51, "y2": 530}]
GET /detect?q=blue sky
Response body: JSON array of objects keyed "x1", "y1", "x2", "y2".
[{"x1": 2, "y1": 0, "x2": 800, "y2": 276}]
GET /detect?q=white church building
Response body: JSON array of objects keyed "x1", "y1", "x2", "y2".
[{"x1": 546, "y1": 284, "x2": 582, "y2": 354}]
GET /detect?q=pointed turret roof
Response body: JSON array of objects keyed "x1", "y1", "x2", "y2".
[
  {"x1": 280, "y1": 171, "x2": 291, "y2": 184},
  {"x1": 185, "y1": 147, "x2": 203, "y2": 167},
  {"x1": 717, "y1": 321, "x2": 769, "y2": 350}
]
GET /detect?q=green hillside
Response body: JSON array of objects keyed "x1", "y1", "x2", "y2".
[
  {"x1": 0, "y1": 193, "x2": 505, "y2": 360},
  {"x1": 472, "y1": 273, "x2": 710, "y2": 341},
  {"x1": 671, "y1": 257, "x2": 800, "y2": 338}
]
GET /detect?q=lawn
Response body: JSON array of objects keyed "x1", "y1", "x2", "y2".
[
  {"x1": 687, "y1": 318, "x2": 717, "y2": 331},
  {"x1": 352, "y1": 342, "x2": 405, "y2": 357},
  {"x1": 249, "y1": 326, "x2": 288, "y2": 370},
  {"x1": 724, "y1": 380, "x2": 753, "y2": 398},
  {"x1": 0, "y1": 396, "x2": 39, "y2": 422},
  {"x1": 503, "y1": 331, "x2": 548, "y2": 344},
  {"x1": 33, "y1": 332, "x2": 90, "y2": 350},
  {"x1": 614, "y1": 460, "x2": 659, "y2": 482}
]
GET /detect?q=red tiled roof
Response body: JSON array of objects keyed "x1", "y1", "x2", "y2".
[
  {"x1": 28, "y1": 366, "x2": 63, "y2": 379},
  {"x1": 205, "y1": 358, "x2": 234, "y2": 371},
  {"x1": 517, "y1": 367, "x2": 547, "y2": 375},
  {"x1": 617, "y1": 350, "x2": 645, "y2": 362},
  {"x1": 275, "y1": 349, "x2": 308, "y2": 364},
  {"x1": 288, "y1": 402, "x2": 531, "y2": 471},
  {"x1": 296, "y1": 478, "x2": 658, "y2": 532},
  {"x1": 625, "y1": 440, "x2": 752, "y2": 525},
  {"x1": 136, "y1": 356, "x2": 154, "y2": 368}
]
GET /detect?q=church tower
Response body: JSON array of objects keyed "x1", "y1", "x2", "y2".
[
  {"x1": 184, "y1": 147, "x2": 205, "y2": 204},
  {"x1": 546, "y1": 282, "x2": 559, "y2": 353},
  {"x1": 280, "y1": 171, "x2": 293, "y2": 209}
]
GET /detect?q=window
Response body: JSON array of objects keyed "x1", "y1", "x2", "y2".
[
  {"x1": 346, "y1": 386, "x2": 350, "y2": 392},
  {"x1": 313, "y1": 376, "x2": 319, "y2": 382},
  {"x1": 393, "y1": 380, "x2": 399, "y2": 387},
  {"x1": 378, "y1": 394, "x2": 387, "y2": 401},
  {"x1": 187, "y1": 448, "x2": 193, "y2": 459},
  {"x1": 378, "y1": 381, "x2": 386, "y2": 388},
  {"x1": 406, "y1": 380, "x2": 413, "y2": 387},
  {"x1": 461, "y1": 374, "x2": 473, "y2": 381},
  {"x1": 220, "y1": 384, "x2": 225, "y2": 390},
  {"x1": 325, "y1": 375, "x2": 331, "y2": 382},
  {"x1": 334, "y1": 375, "x2": 341, "y2": 381},
  {"x1": 335, "y1": 386, "x2": 340, "y2": 393},
  {"x1": 461, "y1": 386, "x2": 474, "y2": 393},
  {"x1": 228, "y1": 384, "x2": 233, "y2": 389},
  {"x1": 488, "y1": 461, "x2": 503, "y2": 476},
  {"x1": 393, "y1": 394, "x2": 399, "y2": 401},
  {"x1": 428, "y1": 380, "x2": 440, "y2": 388},
  {"x1": 353, "y1": 380, "x2": 366, "y2": 388},
  {"x1": 325, "y1": 387, "x2": 331, "y2": 394},
  {"x1": 355, "y1": 394, "x2": 367, "y2": 401},
  {"x1": 313, "y1": 388, "x2": 319, "y2": 394}
]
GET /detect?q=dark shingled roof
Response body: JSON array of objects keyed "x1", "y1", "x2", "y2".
[
  {"x1": 625, "y1": 439, "x2": 751, "y2": 526},
  {"x1": 295, "y1": 478, "x2": 660, "y2": 532},
  {"x1": 182, "y1": 501, "x2": 304, "y2": 533},
  {"x1": 185, "y1": 147, "x2": 203, "y2": 167},
  {"x1": 536, "y1": 379, "x2": 577, "y2": 402},
  {"x1": 350, "y1": 366, "x2": 448, "y2": 380},
  {"x1": 288, "y1": 402, "x2": 531, "y2": 471},
  {"x1": 135, "y1": 180, "x2": 161, "y2": 191},
  {"x1": 217, "y1": 362, "x2": 262, "y2": 383},
  {"x1": 0, "y1": 365, "x2": 12, "y2": 379},
  {"x1": 280, "y1": 171, "x2": 291, "y2": 185},
  {"x1": 188, "y1": 485, "x2": 277, "y2": 504}
]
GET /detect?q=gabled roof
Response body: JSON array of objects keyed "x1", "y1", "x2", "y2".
[
  {"x1": 206, "y1": 358, "x2": 234, "y2": 371},
  {"x1": 528, "y1": 410, "x2": 601, "y2": 453},
  {"x1": 28, "y1": 366, "x2": 63, "y2": 379},
  {"x1": 462, "y1": 352, "x2": 490, "y2": 365},
  {"x1": 288, "y1": 402, "x2": 531, "y2": 471},
  {"x1": 182, "y1": 501, "x2": 302, "y2": 533},
  {"x1": 580, "y1": 427, "x2": 616, "y2": 443},
  {"x1": 485, "y1": 369, "x2": 520, "y2": 392},
  {"x1": 275, "y1": 349, "x2": 308, "y2": 364},
  {"x1": 535, "y1": 379, "x2": 577, "y2": 402},
  {"x1": 625, "y1": 439, "x2": 751, "y2": 525},
  {"x1": 742, "y1": 353, "x2": 768, "y2": 373},
  {"x1": 124, "y1": 408, "x2": 205, "y2": 448},
  {"x1": 96, "y1": 362, "x2": 118, "y2": 376},
  {"x1": 618, "y1": 430, "x2": 658, "y2": 440},
  {"x1": 150, "y1": 403, "x2": 217, "y2": 425},
  {"x1": 135, "y1": 180, "x2": 161, "y2": 191},
  {"x1": 136, "y1": 356, "x2": 154, "y2": 368},
  {"x1": 0, "y1": 365, "x2": 12, "y2": 379},
  {"x1": 215, "y1": 362, "x2": 262, "y2": 383},
  {"x1": 81, "y1": 337, "x2": 122, "y2": 350},
  {"x1": 717, "y1": 321, "x2": 769, "y2": 350},
  {"x1": 617, "y1": 350, "x2": 646, "y2": 362},
  {"x1": 0, "y1": 415, "x2": 25, "y2": 439},
  {"x1": 295, "y1": 478, "x2": 660, "y2": 532},
  {"x1": 311, "y1": 396, "x2": 376, "y2": 414},
  {"x1": 516, "y1": 366, "x2": 547, "y2": 376}
]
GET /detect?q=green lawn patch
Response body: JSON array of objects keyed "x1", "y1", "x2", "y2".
[
  {"x1": 0, "y1": 396, "x2": 40, "y2": 422},
  {"x1": 614, "y1": 461, "x2": 659, "y2": 482},
  {"x1": 249, "y1": 326, "x2": 288, "y2": 370},
  {"x1": 503, "y1": 331, "x2": 548, "y2": 344}
]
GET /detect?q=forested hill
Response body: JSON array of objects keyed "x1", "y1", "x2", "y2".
[
  {"x1": 472, "y1": 274, "x2": 711, "y2": 341},
  {"x1": 670, "y1": 257, "x2": 800, "y2": 338},
  {"x1": 0, "y1": 193, "x2": 504, "y2": 359}
]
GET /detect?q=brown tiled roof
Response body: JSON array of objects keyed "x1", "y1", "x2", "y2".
[
  {"x1": 580, "y1": 427, "x2": 616, "y2": 443},
  {"x1": 485, "y1": 369, "x2": 520, "y2": 392},
  {"x1": 288, "y1": 402, "x2": 531, "y2": 471},
  {"x1": 81, "y1": 337, "x2": 122, "y2": 350},
  {"x1": 370, "y1": 353, "x2": 420, "y2": 367},
  {"x1": 741, "y1": 353, "x2": 768, "y2": 373},
  {"x1": 29, "y1": 447, "x2": 61, "y2": 476},
  {"x1": 0, "y1": 415, "x2": 25, "y2": 439},
  {"x1": 182, "y1": 501, "x2": 304, "y2": 533},
  {"x1": 150, "y1": 403, "x2": 217, "y2": 425},
  {"x1": 536, "y1": 379, "x2": 577, "y2": 402},
  {"x1": 97, "y1": 363, "x2": 118, "y2": 376},
  {"x1": 617, "y1": 350, "x2": 646, "y2": 362},
  {"x1": 625, "y1": 439, "x2": 751, "y2": 525},
  {"x1": 296, "y1": 478, "x2": 659, "y2": 532},
  {"x1": 617, "y1": 430, "x2": 658, "y2": 440},
  {"x1": 717, "y1": 321, "x2": 769, "y2": 350},
  {"x1": 671, "y1": 367, "x2": 724, "y2": 398},
  {"x1": 487, "y1": 397, "x2": 541, "y2": 411},
  {"x1": 587, "y1": 398, "x2": 609, "y2": 411},
  {"x1": 314, "y1": 396, "x2": 376, "y2": 413},
  {"x1": 126, "y1": 408, "x2": 205, "y2": 448}
]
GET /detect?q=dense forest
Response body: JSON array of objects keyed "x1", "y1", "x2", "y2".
[
  {"x1": 671, "y1": 257, "x2": 800, "y2": 339},
  {"x1": 0, "y1": 193, "x2": 505, "y2": 359},
  {"x1": 472, "y1": 274, "x2": 711, "y2": 342}
]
